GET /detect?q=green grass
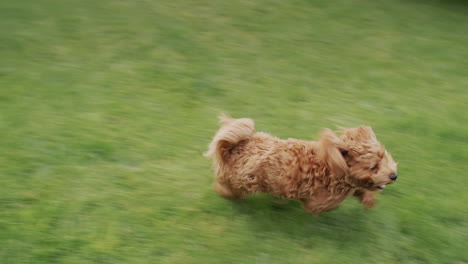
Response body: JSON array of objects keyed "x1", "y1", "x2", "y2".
[{"x1": 1, "y1": 0, "x2": 467, "y2": 263}]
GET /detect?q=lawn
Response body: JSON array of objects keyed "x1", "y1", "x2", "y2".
[{"x1": 0, "y1": 0, "x2": 467, "y2": 263}]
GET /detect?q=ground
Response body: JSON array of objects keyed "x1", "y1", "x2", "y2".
[{"x1": 0, "y1": 0, "x2": 467, "y2": 263}]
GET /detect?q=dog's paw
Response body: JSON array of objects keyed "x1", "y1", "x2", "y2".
[{"x1": 361, "y1": 197, "x2": 375, "y2": 209}]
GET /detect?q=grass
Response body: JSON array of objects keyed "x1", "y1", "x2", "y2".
[{"x1": 1, "y1": 0, "x2": 467, "y2": 263}]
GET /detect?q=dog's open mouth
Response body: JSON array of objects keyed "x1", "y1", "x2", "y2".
[{"x1": 376, "y1": 185, "x2": 386, "y2": 190}]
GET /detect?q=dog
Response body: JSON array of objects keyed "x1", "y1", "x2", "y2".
[{"x1": 205, "y1": 114, "x2": 398, "y2": 216}]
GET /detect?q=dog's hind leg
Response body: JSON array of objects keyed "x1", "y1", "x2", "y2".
[
  {"x1": 214, "y1": 179, "x2": 242, "y2": 200},
  {"x1": 302, "y1": 199, "x2": 331, "y2": 216},
  {"x1": 302, "y1": 196, "x2": 343, "y2": 216}
]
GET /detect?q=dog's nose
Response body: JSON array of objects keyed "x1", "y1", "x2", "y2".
[{"x1": 390, "y1": 173, "x2": 398, "y2": 181}]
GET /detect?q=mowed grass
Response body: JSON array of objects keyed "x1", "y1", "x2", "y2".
[{"x1": 1, "y1": 0, "x2": 467, "y2": 263}]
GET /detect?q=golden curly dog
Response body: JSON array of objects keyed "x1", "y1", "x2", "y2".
[{"x1": 205, "y1": 114, "x2": 398, "y2": 216}]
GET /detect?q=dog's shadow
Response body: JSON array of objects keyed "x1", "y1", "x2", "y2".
[{"x1": 227, "y1": 194, "x2": 376, "y2": 248}]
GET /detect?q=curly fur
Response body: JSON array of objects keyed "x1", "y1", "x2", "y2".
[{"x1": 205, "y1": 114, "x2": 398, "y2": 216}]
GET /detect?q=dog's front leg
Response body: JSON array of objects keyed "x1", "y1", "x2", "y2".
[{"x1": 353, "y1": 189, "x2": 377, "y2": 209}]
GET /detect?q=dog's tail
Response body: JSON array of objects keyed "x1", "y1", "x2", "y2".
[{"x1": 204, "y1": 114, "x2": 255, "y2": 165}]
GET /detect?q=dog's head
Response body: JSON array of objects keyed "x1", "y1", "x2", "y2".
[{"x1": 318, "y1": 126, "x2": 398, "y2": 191}]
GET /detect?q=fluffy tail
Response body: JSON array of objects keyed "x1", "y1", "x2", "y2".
[{"x1": 204, "y1": 114, "x2": 255, "y2": 165}]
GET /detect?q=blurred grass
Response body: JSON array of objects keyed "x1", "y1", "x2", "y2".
[{"x1": 0, "y1": 0, "x2": 467, "y2": 263}]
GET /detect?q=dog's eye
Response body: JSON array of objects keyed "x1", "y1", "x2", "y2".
[{"x1": 370, "y1": 165, "x2": 379, "y2": 172}]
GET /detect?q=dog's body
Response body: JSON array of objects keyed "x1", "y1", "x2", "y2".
[{"x1": 205, "y1": 114, "x2": 398, "y2": 216}]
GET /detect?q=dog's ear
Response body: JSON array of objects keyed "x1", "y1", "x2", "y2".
[{"x1": 317, "y1": 129, "x2": 349, "y2": 177}]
